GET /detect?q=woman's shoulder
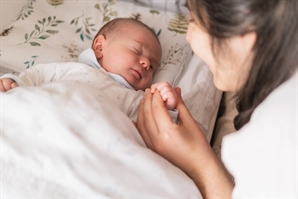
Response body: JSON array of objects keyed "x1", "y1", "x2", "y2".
[
  {"x1": 252, "y1": 70, "x2": 297, "y2": 122},
  {"x1": 224, "y1": 70, "x2": 297, "y2": 142},
  {"x1": 221, "y1": 71, "x2": 297, "y2": 198}
]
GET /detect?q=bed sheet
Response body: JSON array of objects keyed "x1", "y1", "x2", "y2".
[{"x1": 1, "y1": 81, "x2": 202, "y2": 197}]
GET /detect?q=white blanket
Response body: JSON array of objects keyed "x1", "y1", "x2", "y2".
[{"x1": 1, "y1": 81, "x2": 201, "y2": 198}]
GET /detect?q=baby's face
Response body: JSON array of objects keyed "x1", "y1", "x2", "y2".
[{"x1": 97, "y1": 24, "x2": 161, "y2": 90}]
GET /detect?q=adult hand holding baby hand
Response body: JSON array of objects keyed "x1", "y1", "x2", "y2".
[
  {"x1": 137, "y1": 87, "x2": 234, "y2": 198},
  {"x1": 136, "y1": 87, "x2": 208, "y2": 176},
  {"x1": 150, "y1": 82, "x2": 177, "y2": 110},
  {"x1": 0, "y1": 78, "x2": 18, "y2": 92}
]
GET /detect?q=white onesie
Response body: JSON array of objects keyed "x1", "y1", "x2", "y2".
[{"x1": 0, "y1": 48, "x2": 178, "y2": 122}]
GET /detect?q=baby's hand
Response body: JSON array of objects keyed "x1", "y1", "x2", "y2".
[
  {"x1": 0, "y1": 78, "x2": 18, "y2": 92},
  {"x1": 151, "y1": 82, "x2": 177, "y2": 110}
]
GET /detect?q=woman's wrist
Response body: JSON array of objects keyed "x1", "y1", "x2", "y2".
[{"x1": 185, "y1": 134, "x2": 234, "y2": 199}]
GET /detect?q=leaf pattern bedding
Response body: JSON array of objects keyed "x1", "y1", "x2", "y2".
[{"x1": 0, "y1": 0, "x2": 192, "y2": 86}]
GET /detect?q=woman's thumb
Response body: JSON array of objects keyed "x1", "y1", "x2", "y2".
[
  {"x1": 174, "y1": 87, "x2": 194, "y2": 124},
  {"x1": 174, "y1": 87, "x2": 181, "y2": 96}
]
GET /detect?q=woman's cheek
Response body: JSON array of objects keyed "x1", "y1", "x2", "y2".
[{"x1": 186, "y1": 24, "x2": 193, "y2": 44}]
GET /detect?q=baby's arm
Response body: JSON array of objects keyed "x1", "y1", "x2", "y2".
[
  {"x1": 1, "y1": 63, "x2": 67, "y2": 89},
  {"x1": 0, "y1": 78, "x2": 18, "y2": 92},
  {"x1": 151, "y1": 82, "x2": 177, "y2": 110}
]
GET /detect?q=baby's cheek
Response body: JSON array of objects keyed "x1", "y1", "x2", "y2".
[{"x1": 145, "y1": 78, "x2": 153, "y2": 89}]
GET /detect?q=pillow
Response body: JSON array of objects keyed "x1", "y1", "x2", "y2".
[
  {"x1": 118, "y1": 0, "x2": 188, "y2": 14},
  {"x1": 0, "y1": 0, "x2": 192, "y2": 86}
]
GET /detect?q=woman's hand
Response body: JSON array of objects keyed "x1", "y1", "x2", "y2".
[
  {"x1": 150, "y1": 82, "x2": 177, "y2": 110},
  {"x1": 136, "y1": 87, "x2": 207, "y2": 175},
  {"x1": 136, "y1": 88, "x2": 234, "y2": 199}
]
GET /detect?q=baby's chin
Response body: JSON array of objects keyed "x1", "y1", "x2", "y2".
[
  {"x1": 131, "y1": 82, "x2": 151, "y2": 91},
  {"x1": 133, "y1": 85, "x2": 147, "y2": 91}
]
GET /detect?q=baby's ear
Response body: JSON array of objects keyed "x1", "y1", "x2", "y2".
[{"x1": 93, "y1": 35, "x2": 105, "y2": 59}]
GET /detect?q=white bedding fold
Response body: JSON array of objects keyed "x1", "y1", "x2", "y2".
[{"x1": 1, "y1": 81, "x2": 201, "y2": 198}]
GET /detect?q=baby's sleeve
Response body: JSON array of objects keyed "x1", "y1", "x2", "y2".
[
  {"x1": 0, "y1": 64, "x2": 56, "y2": 87},
  {"x1": 1, "y1": 62, "x2": 85, "y2": 87},
  {"x1": 18, "y1": 64, "x2": 58, "y2": 86},
  {"x1": 0, "y1": 73, "x2": 23, "y2": 85},
  {"x1": 168, "y1": 109, "x2": 179, "y2": 123}
]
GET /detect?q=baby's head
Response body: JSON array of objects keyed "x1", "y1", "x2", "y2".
[{"x1": 92, "y1": 18, "x2": 162, "y2": 90}]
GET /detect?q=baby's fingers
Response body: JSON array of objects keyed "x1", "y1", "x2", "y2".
[
  {"x1": 151, "y1": 91, "x2": 176, "y2": 128},
  {"x1": 0, "y1": 80, "x2": 6, "y2": 92},
  {"x1": 11, "y1": 82, "x2": 18, "y2": 89},
  {"x1": 0, "y1": 79, "x2": 14, "y2": 92},
  {"x1": 151, "y1": 82, "x2": 171, "y2": 93},
  {"x1": 150, "y1": 83, "x2": 158, "y2": 93},
  {"x1": 3, "y1": 79, "x2": 15, "y2": 91}
]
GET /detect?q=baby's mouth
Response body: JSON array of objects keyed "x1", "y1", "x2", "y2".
[{"x1": 133, "y1": 69, "x2": 142, "y2": 79}]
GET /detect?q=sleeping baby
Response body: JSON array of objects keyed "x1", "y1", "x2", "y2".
[{"x1": 0, "y1": 18, "x2": 178, "y2": 122}]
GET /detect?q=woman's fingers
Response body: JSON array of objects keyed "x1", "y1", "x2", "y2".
[
  {"x1": 137, "y1": 88, "x2": 176, "y2": 150},
  {"x1": 151, "y1": 90, "x2": 175, "y2": 131},
  {"x1": 174, "y1": 87, "x2": 198, "y2": 126},
  {"x1": 137, "y1": 97, "x2": 152, "y2": 148},
  {"x1": 142, "y1": 89, "x2": 162, "y2": 141},
  {"x1": 137, "y1": 89, "x2": 158, "y2": 148}
]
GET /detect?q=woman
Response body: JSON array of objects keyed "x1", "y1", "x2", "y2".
[{"x1": 136, "y1": 0, "x2": 297, "y2": 198}]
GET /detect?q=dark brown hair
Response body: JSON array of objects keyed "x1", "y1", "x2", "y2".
[
  {"x1": 92, "y1": 18, "x2": 160, "y2": 47},
  {"x1": 187, "y1": 0, "x2": 298, "y2": 130}
]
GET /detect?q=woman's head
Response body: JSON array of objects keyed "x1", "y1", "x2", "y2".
[{"x1": 186, "y1": 0, "x2": 297, "y2": 129}]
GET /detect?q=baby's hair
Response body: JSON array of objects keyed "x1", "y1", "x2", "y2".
[{"x1": 92, "y1": 18, "x2": 160, "y2": 47}]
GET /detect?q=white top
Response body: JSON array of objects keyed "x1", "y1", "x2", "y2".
[{"x1": 222, "y1": 71, "x2": 297, "y2": 198}]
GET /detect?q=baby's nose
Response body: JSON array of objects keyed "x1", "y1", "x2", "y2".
[{"x1": 140, "y1": 57, "x2": 150, "y2": 70}]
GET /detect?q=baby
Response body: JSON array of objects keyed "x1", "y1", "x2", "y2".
[{"x1": 0, "y1": 18, "x2": 177, "y2": 118}]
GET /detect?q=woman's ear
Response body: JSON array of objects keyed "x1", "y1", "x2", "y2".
[
  {"x1": 242, "y1": 31, "x2": 257, "y2": 52},
  {"x1": 93, "y1": 35, "x2": 106, "y2": 59},
  {"x1": 229, "y1": 31, "x2": 256, "y2": 57}
]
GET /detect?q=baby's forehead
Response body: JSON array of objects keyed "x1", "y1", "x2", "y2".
[
  {"x1": 118, "y1": 21, "x2": 157, "y2": 37},
  {"x1": 108, "y1": 20, "x2": 161, "y2": 55},
  {"x1": 119, "y1": 21, "x2": 151, "y2": 33}
]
